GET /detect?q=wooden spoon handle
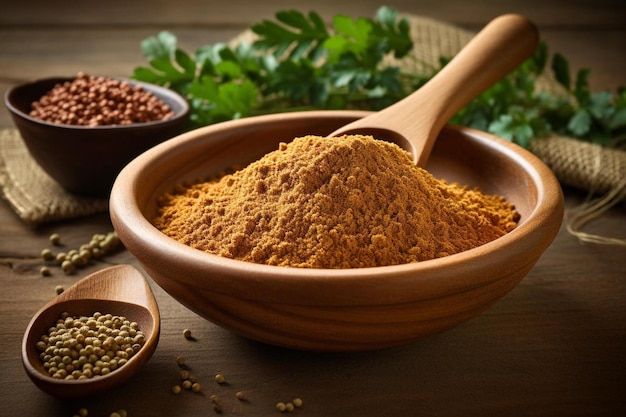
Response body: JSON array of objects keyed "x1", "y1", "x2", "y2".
[{"x1": 331, "y1": 14, "x2": 539, "y2": 166}]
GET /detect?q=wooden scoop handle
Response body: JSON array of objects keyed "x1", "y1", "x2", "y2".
[{"x1": 330, "y1": 14, "x2": 539, "y2": 166}]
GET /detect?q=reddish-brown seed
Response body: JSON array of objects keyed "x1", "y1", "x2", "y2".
[{"x1": 29, "y1": 72, "x2": 175, "y2": 126}]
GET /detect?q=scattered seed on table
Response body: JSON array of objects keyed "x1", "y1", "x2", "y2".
[
  {"x1": 172, "y1": 385, "x2": 182, "y2": 394},
  {"x1": 293, "y1": 398, "x2": 303, "y2": 407},
  {"x1": 235, "y1": 391, "x2": 246, "y2": 401},
  {"x1": 276, "y1": 402, "x2": 287, "y2": 412},
  {"x1": 43, "y1": 231, "x2": 123, "y2": 275},
  {"x1": 285, "y1": 402, "x2": 295, "y2": 412},
  {"x1": 191, "y1": 382, "x2": 201, "y2": 392},
  {"x1": 72, "y1": 408, "x2": 88, "y2": 417},
  {"x1": 61, "y1": 259, "x2": 74, "y2": 274},
  {"x1": 176, "y1": 355, "x2": 186, "y2": 366},
  {"x1": 41, "y1": 248, "x2": 54, "y2": 261},
  {"x1": 211, "y1": 395, "x2": 223, "y2": 413},
  {"x1": 180, "y1": 370, "x2": 190, "y2": 380},
  {"x1": 71, "y1": 253, "x2": 85, "y2": 267},
  {"x1": 55, "y1": 285, "x2": 64, "y2": 294},
  {"x1": 49, "y1": 233, "x2": 61, "y2": 245},
  {"x1": 40, "y1": 266, "x2": 51, "y2": 277},
  {"x1": 214, "y1": 373, "x2": 225, "y2": 384},
  {"x1": 183, "y1": 328, "x2": 192, "y2": 339},
  {"x1": 182, "y1": 380, "x2": 192, "y2": 390}
]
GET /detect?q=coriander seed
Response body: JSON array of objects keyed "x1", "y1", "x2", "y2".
[
  {"x1": 293, "y1": 398, "x2": 303, "y2": 407},
  {"x1": 176, "y1": 355, "x2": 185, "y2": 366},
  {"x1": 37, "y1": 311, "x2": 145, "y2": 380},
  {"x1": 61, "y1": 260, "x2": 74, "y2": 273},
  {"x1": 40, "y1": 266, "x2": 51, "y2": 277},
  {"x1": 276, "y1": 402, "x2": 287, "y2": 412},
  {"x1": 182, "y1": 328, "x2": 192, "y2": 339},
  {"x1": 214, "y1": 373, "x2": 225, "y2": 384},
  {"x1": 172, "y1": 385, "x2": 182, "y2": 394},
  {"x1": 41, "y1": 248, "x2": 55, "y2": 261},
  {"x1": 55, "y1": 285, "x2": 64, "y2": 294},
  {"x1": 191, "y1": 382, "x2": 201, "y2": 392},
  {"x1": 49, "y1": 233, "x2": 61, "y2": 245},
  {"x1": 44, "y1": 231, "x2": 123, "y2": 275}
]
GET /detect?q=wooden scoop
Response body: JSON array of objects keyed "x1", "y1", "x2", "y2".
[
  {"x1": 329, "y1": 14, "x2": 539, "y2": 166},
  {"x1": 22, "y1": 264, "x2": 160, "y2": 398}
]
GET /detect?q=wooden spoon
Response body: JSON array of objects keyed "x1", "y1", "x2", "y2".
[
  {"x1": 329, "y1": 14, "x2": 539, "y2": 166},
  {"x1": 22, "y1": 264, "x2": 160, "y2": 398}
]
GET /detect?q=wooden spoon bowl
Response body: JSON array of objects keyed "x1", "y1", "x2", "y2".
[{"x1": 22, "y1": 265, "x2": 160, "y2": 398}]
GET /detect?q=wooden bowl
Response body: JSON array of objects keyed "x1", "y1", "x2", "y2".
[
  {"x1": 4, "y1": 77, "x2": 189, "y2": 197},
  {"x1": 110, "y1": 110, "x2": 564, "y2": 352}
]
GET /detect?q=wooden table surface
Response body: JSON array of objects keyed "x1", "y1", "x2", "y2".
[{"x1": 1, "y1": 1, "x2": 625, "y2": 416}]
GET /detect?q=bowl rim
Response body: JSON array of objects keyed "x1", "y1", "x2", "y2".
[
  {"x1": 4, "y1": 76, "x2": 190, "y2": 130},
  {"x1": 110, "y1": 110, "x2": 564, "y2": 303}
]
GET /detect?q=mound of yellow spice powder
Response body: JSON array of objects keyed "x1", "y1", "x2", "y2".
[{"x1": 153, "y1": 135, "x2": 520, "y2": 268}]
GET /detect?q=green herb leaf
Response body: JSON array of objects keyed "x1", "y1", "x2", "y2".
[
  {"x1": 573, "y1": 68, "x2": 591, "y2": 105},
  {"x1": 609, "y1": 107, "x2": 626, "y2": 130},
  {"x1": 132, "y1": 8, "x2": 624, "y2": 148},
  {"x1": 552, "y1": 53, "x2": 571, "y2": 91},
  {"x1": 141, "y1": 31, "x2": 177, "y2": 60},
  {"x1": 252, "y1": 10, "x2": 329, "y2": 61},
  {"x1": 372, "y1": 6, "x2": 413, "y2": 58},
  {"x1": 568, "y1": 109, "x2": 592, "y2": 136}
]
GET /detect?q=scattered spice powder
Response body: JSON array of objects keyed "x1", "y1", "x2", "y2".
[{"x1": 153, "y1": 135, "x2": 520, "y2": 268}]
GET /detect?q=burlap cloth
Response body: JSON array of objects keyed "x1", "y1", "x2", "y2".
[
  {"x1": 1, "y1": 14, "x2": 624, "y2": 228},
  {"x1": 0, "y1": 129, "x2": 108, "y2": 225}
]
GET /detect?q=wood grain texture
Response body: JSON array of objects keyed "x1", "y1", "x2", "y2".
[
  {"x1": 2, "y1": 0, "x2": 625, "y2": 27},
  {"x1": 1, "y1": 1, "x2": 625, "y2": 416}
]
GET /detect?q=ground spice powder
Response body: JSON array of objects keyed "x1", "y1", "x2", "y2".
[{"x1": 153, "y1": 135, "x2": 520, "y2": 268}]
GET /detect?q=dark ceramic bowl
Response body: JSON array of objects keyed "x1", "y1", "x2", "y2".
[
  {"x1": 110, "y1": 110, "x2": 564, "y2": 352},
  {"x1": 4, "y1": 77, "x2": 189, "y2": 197}
]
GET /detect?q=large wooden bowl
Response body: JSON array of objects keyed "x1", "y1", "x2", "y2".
[{"x1": 110, "y1": 110, "x2": 564, "y2": 351}]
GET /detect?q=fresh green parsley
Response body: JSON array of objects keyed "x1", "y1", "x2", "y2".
[{"x1": 132, "y1": 7, "x2": 625, "y2": 148}]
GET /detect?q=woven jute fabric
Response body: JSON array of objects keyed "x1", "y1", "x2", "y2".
[
  {"x1": 0, "y1": 128, "x2": 108, "y2": 225},
  {"x1": 529, "y1": 135, "x2": 626, "y2": 195},
  {"x1": 1, "y1": 14, "x2": 624, "y2": 226}
]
